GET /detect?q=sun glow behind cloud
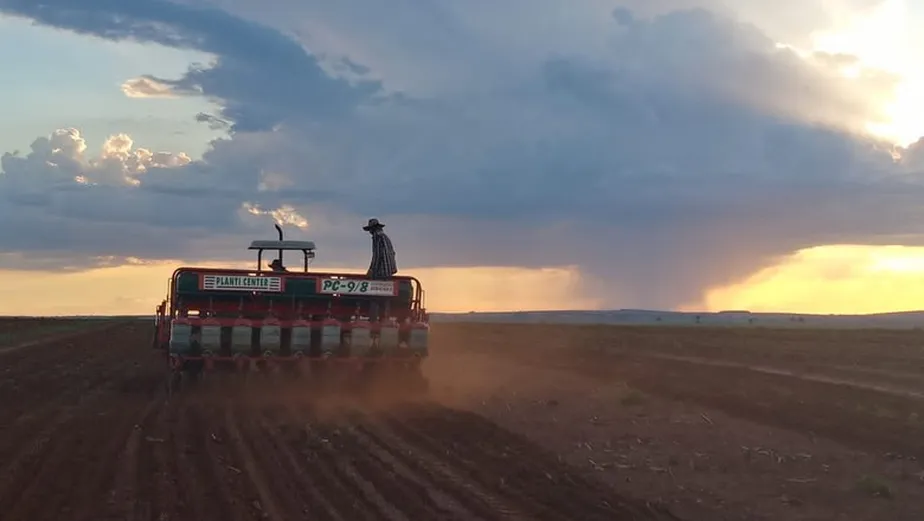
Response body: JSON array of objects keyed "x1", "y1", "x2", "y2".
[
  {"x1": 806, "y1": 0, "x2": 924, "y2": 146},
  {"x1": 700, "y1": 245, "x2": 924, "y2": 314}
]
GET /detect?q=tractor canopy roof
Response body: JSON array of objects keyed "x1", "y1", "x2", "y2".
[
  {"x1": 249, "y1": 239, "x2": 317, "y2": 273},
  {"x1": 248, "y1": 240, "x2": 316, "y2": 251}
]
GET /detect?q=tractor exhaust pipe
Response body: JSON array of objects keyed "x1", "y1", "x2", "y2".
[{"x1": 275, "y1": 224, "x2": 283, "y2": 263}]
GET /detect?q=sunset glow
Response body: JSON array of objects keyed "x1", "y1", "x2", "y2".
[
  {"x1": 700, "y1": 245, "x2": 924, "y2": 314},
  {"x1": 808, "y1": 0, "x2": 924, "y2": 146},
  {"x1": 0, "y1": 263, "x2": 599, "y2": 316},
  {"x1": 3, "y1": 246, "x2": 924, "y2": 316}
]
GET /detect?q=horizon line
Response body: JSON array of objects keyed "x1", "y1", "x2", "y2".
[{"x1": 3, "y1": 308, "x2": 923, "y2": 319}]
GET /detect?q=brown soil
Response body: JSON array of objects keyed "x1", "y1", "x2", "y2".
[
  {"x1": 0, "y1": 317, "x2": 117, "y2": 351},
  {"x1": 3, "y1": 320, "x2": 923, "y2": 521},
  {"x1": 430, "y1": 323, "x2": 924, "y2": 521},
  {"x1": 0, "y1": 317, "x2": 94, "y2": 333},
  {"x1": 0, "y1": 321, "x2": 678, "y2": 521}
]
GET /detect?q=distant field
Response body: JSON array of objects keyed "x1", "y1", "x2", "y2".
[
  {"x1": 430, "y1": 309, "x2": 924, "y2": 329},
  {"x1": 438, "y1": 322, "x2": 924, "y2": 384},
  {"x1": 0, "y1": 317, "x2": 114, "y2": 348}
]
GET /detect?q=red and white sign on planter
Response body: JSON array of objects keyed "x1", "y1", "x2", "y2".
[
  {"x1": 317, "y1": 277, "x2": 397, "y2": 296},
  {"x1": 201, "y1": 274, "x2": 284, "y2": 292}
]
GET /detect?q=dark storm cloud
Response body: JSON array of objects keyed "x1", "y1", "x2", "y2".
[
  {"x1": 0, "y1": 0, "x2": 383, "y2": 131},
  {"x1": 1, "y1": 1, "x2": 923, "y2": 308}
]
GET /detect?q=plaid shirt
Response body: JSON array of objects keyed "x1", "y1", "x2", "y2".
[{"x1": 367, "y1": 229, "x2": 397, "y2": 279}]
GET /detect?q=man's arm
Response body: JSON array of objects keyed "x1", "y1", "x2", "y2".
[
  {"x1": 382, "y1": 234, "x2": 397, "y2": 275},
  {"x1": 372, "y1": 234, "x2": 387, "y2": 261},
  {"x1": 368, "y1": 234, "x2": 386, "y2": 276}
]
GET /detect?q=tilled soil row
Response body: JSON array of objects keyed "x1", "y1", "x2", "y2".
[
  {"x1": 0, "y1": 322, "x2": 679, "y2": 521},
  {"x1": 0, "y1": 380, "x2": 164, "y2": 521},
  {"x1": 374, "y1": 405, "x2": 681, "y2": 521},
  {"x1": 0, "y1": 320, "x2": 126, "y2": 354},
  {"x1": 614, "y1": 356, "x2": 924, "y2": 458},
  {"x1": 467, "y1": 341, "x2": 924, "y2": 460},
  {"x1": 0, "y1": 321, "x2": 149, "y2": 424}
]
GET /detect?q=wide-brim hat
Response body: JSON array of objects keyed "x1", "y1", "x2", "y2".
[{"x1": 362, "y1": 218, "x2": 385, "y2": 231}]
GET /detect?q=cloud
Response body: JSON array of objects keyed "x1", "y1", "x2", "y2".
[
  {"x1": 121, "y1": 76, "x2": 179, "y2": 98},
  {"x1": 0, "y1": 0, "x2": 384, "y2": 131},
  {"x1": 2, "y1": 0, "x2": 924, "y2": 308},
  {"x1": 0, "y1": 128, "x2": 307, "y2": 269},
  {"x1": 243, "y1": 202, "x2": 308, "y2": 228},
  {"x1": 0, "y1": 127, "x2": 191, "y2": 188},
  {"x1": 900, "y1": 138, "x2": 924, "y2": 169}
]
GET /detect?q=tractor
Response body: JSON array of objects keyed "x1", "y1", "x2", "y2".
[{"x1": 152, "y1": 225, "x2": 430, "y2": 397}]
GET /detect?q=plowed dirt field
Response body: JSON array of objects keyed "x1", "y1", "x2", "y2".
[
  {"x1": 0, "y1": 321, "x2": 679, "y2": 521},
  {"x1": 431, "y1": 323, "x2": 924, "y2": 521}
]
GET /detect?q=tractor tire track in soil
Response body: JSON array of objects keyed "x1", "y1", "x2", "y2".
[
  {"x1": 0, "y1": 322, "x2": 678, "y2": 521},
  {"x1": 379, "y1": 405, "x2": 677, "y2": 521},
  {"x1": 471, "y1": 339, "x2": 924, "y2": 460},
  {"x1": 602, "y1": 354, "x2": 924, "y2": 460}
]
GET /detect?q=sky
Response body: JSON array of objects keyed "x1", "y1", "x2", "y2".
[{"x1": 0, "y1": 0, "x2": 923, "y2": 315}]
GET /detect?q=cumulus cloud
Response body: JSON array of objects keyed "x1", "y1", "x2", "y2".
[
  {"x1": 0, "y1": 128, "x2": 307, "y2": 269},
  {"x1": 2, "y1": 0, "x2": 924, "y2": 308},
  {"x1": 1, "y1": 128, "x2": 191, "y2": 188}
]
